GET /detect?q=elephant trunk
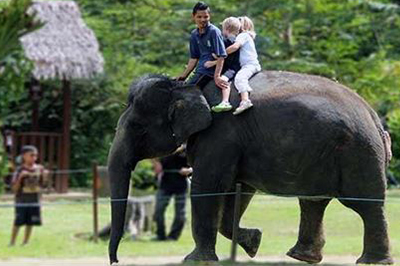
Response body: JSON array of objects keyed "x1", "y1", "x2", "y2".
[{"x1": 107, "y1": 135, "x2": 138, "y2": 264}]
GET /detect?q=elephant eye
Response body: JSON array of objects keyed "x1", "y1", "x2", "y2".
[{"x1": 130, "y1": 122, "x2": 147, "y2": 136}]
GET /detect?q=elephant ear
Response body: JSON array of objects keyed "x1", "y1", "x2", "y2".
[{"x1": 168, "y1": 85, "x2": 212, "y2": 144}]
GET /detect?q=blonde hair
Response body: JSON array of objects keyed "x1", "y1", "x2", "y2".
[
  {"x1": 222, "y1": 17, "x2": 241, "y2": 35},
  {"x1": 238, "y1": 16, "x2": 256, "y2": 39}
]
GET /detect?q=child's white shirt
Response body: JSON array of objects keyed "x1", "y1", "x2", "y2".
[{"x1": 236, "y1": 32, "x2": 260, "y2": 67}]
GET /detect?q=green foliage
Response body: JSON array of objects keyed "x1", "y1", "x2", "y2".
[
  {"x1": 2, "y1": 77, "x2": 123, "y2": 187},
  {"x1": 0, "y1": 0, "x2": 42, "y2": 117},
  {"x1": 0, "y1": 0, "x2": 42, "y2": 61},
  {"x1": 0, "y1": 134, "x2": 5, "y2": 194},
  {"x1": 131, "y1": 160, "x2": 156, "y2": 191},
  {"x1": 388, "y1": 109, "x2": 400, "y2": 179},
  {"x1": 68, "y1": 78, "x2": 122, "y2": 187},
  {"x1": 2, "y1": 0, "x2": 400, "y2": 187},
  {"x1": 0, "y1": 0, "x2": 42, "y2": 193}
]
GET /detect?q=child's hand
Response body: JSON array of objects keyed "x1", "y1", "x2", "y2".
[
  {"x1": 215, "y1": 76, "x2": 229, "y2": 90},
  {"x1": 19, "y1": 170, "x2": 29, "y2": 179},
  {"x1": 204, "y1": 61, "x2": 216, "y2": 68}
]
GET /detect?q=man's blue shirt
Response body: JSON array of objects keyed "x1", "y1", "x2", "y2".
[{"x1": 190, "y1": 23, "x2": 227, "y2": 76}]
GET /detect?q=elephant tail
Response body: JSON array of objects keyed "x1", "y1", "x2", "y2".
[
  {"x1": 369, "y1": 110, "x2": 392, "y2": 167},
  {"x1": 381, "y1": 130, "x2": 392, "y2": 167}
]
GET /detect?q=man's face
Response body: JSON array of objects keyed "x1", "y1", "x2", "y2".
[{"x1": 193, "y1": 10, "x2": 210, "y2": 30}]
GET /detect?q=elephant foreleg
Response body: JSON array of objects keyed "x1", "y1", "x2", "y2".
[
  {"x1": 287, "y1": 198, "x2": 331, "y2": 264},
  {"x1": 184, "y1": 192, "x2": 223, "y2": 261},
  {"x1": 184, "y1": 153, "x2": 240, "y2": 261},
  {"x1": 219, "y1": 183, "x2": 262, "y2": 258},
  {"x1": 184, "y1": 132, "x2": 243, "y2": 262}
]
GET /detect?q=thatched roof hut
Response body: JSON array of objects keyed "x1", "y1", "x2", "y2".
[
  {"x1": 8, "y1": 0, "x2": 105, "y2": 193},
  {"x1": 20, "y1": 0, "x2": 104, "y2": 80}
]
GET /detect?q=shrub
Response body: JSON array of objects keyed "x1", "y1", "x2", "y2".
[
  {"x1": 388, "y1": 109, "x2": 400, "y2": 181},
  {"x1": 0, "y1": 133, "x2": 6, "y2": 194},
  {"x1": 131, "y1": 160, "x2": 157, "y2": 192}
]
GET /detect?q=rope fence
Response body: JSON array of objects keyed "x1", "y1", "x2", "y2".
[
  {"x1": 2, "y1": 190, "x2": 397, "y2": 209},
  {"x1": 2, "y1": 191, "x2": 400, "y2": 207},
  {"x1": 2, "y1": 191, "x2": 400, "y2": 208}
]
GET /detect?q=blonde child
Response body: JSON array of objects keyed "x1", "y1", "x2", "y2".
[
  {"x1": 212, "y1": 16, "x2": 261, "y2": 115},
  {"x1": 207, "y1": 17, "x2": 241, "y2": 112}
]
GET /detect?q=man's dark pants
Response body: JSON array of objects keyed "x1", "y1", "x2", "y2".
[
  {"x1": 153, "y1": 189, "x2": 187, "y2": 240},
  {"x1": 187, "y1": 73, "x2": 213, "y2": 89}
]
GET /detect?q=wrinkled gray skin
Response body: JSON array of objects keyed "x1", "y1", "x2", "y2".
[{"x1": 108, "y1": 71, "x2": 393, "y2": 265}]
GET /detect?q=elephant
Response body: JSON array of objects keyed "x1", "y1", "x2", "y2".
[{"x1": 108, "y1": 71, "x2": 394, "y2": 265}]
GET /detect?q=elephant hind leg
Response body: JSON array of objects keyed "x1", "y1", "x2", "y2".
[
  {"x1": 339, "y1": 199, "x2": 393, "y2": 265},
  {"x1": 218, "y1": 183, "x2": 262, "y2": 258},
  {"x1": 287, "y1": 198, "x2": 331, "y2": 264},
  {"x1": 337, "y1": 144, "x2": 393, "y2": 264}
]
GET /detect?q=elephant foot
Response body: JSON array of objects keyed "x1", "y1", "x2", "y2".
[
  {"x1": 238, "y1": 228, "x2": 262, "y2": 258},
  {"x1": 286, "y1": 243, "x2": 323, "y2": 264},
  {"x1": 356, "y1": 253, "x2": 394, "y2": 265},
  {"x1": 109, "y1": 253, "x2": 118, "y2": 265},
  {"x1": 184, "y1": 248, "x2": 219, "y2": 262}
]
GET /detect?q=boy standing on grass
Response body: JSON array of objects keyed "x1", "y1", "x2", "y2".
[{"x1": 9, "y1": 145, "x2": 48, "y2": 246}]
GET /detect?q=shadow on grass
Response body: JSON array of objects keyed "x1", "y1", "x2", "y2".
[{"x1": 125, "y1": 259, "x2": 351, "y2": 266}]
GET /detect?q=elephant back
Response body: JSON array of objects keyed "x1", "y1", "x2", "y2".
[
  {"x1": 201, "y1": 70, "x2": 385, "y2": 161},
  {"x1": 202, "y1": 70, "x2": 367, "y2": 112}
]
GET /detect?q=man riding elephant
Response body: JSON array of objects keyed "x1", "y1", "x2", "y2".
[{"x1": 176, "y1": 2, "x2": 229, "y2": 90}]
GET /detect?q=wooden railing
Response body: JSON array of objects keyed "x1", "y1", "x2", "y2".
[{"x1": 3, "y1": 131, "x2": 67, "y2": 192}]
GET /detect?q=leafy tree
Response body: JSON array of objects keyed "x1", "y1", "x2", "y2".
[
  {"x1": 0, "y1": 0, "x2": 42, "y2": 193},
  {"x1": 74, "y1": 0, "x2": 400, "y2": 184},
  {"x1": 0, "y1": 0, "x2": 42, "y2": 117},
  {"x1": 3, "y1": 0, "x2": 400, "y2": 188}
]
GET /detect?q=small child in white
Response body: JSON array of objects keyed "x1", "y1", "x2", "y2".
[{"x1": 212, "y1": 16, "x2": 261, "y2": 115}]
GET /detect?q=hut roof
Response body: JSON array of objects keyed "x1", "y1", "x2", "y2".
[{"x1": 20, "y1": 0, "x2": 104, "y2": 80}]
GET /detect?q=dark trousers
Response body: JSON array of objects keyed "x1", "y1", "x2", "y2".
[
  {"x1": 187, "y1": 73, "x2": 213, "y2": 89},
  {"x1": 153, "y1": 189, "x2": 187, "y2": 240}
]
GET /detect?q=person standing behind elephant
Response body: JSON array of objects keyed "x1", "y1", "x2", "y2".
[
  {"x1": 9, "y1": 145, "x2": 48, "y2": 246},
  {"x1": 152, "y1": 146, "x2": 192, "y2": 241},
  {"x1": 212, "y1": 16, "x2": 262, "y2": 115},
  {"x1": 176, "y1": 1, "x2": 229, "y2": 90}
]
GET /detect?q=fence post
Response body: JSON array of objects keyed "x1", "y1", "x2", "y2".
[
  {"x1": 92, "y1": 162, "x2": 99, "y2": 243},
  {"x1": 230, "y1": 183, "x2": 242, "y2": 262}
]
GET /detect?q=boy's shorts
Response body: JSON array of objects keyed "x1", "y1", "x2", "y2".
[{"x1": 14, "y1": 204, "x2": 42, "y2": 226}]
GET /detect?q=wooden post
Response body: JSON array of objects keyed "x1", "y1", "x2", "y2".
[
  {"x1": 59, "y1": 79, "x2": 71, "y2": 193},
  {"x1": 30, "y1": 78, "x2": 41, "y2": 131},
  {"x1": 92, "y1": 162, "x2": 99, "y2": 243},
  {"x1": 32, "y1": 99, "x2": 40, "y2": 131},
  {"x1": 230, "y1": 183, "x2": 242, "y2": 262}
]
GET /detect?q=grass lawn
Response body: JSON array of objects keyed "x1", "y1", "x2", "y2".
[{"x1": 0, "y1": 190, "x2": 399, "y2": 259}]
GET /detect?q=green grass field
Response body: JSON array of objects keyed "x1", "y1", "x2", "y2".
[{"x1": 0, "y1": 190, "x2": 399, "y2": 259}]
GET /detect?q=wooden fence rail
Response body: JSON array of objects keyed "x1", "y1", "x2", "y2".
[{"x1": 2, "y1": 130, "x2": 67, "y2": 193}]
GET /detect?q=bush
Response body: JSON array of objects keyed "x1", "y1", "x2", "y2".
[
  {"x1": 0, "y1": 133, "x2": 6, "y2": 194},
  {"x1": 131, "y1": 160, "x2": 157, "y2": 191},
  {"x1": 388, "y1": 109, "x2": 400, "y2": 181}
]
